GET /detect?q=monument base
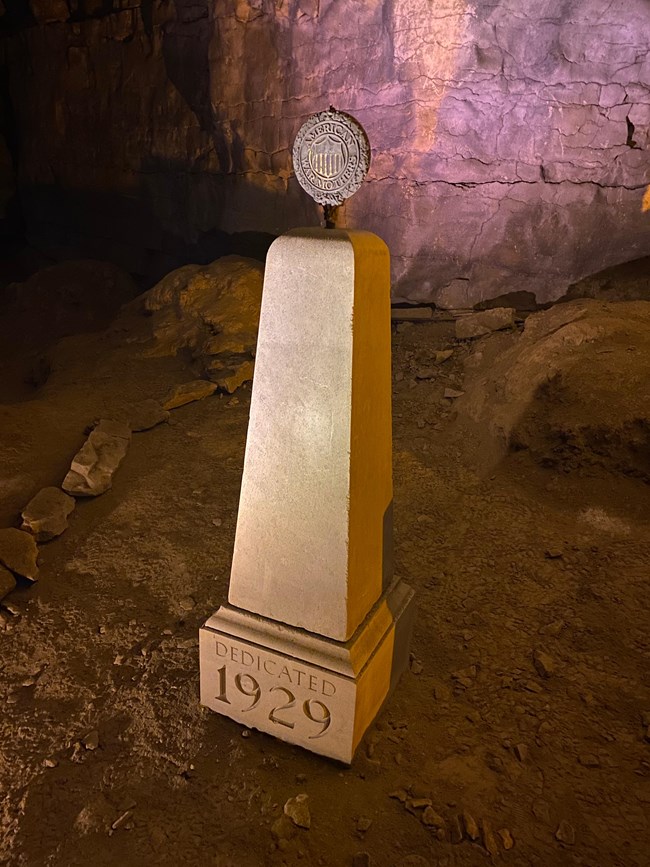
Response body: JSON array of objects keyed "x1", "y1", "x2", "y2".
[{"x1": 199, "y1": 580, "x2": 415, "y2": 763}]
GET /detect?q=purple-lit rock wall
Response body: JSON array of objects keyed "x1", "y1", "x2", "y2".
[{"x1": 2, "y1": 0, "x2": 650, "y2": 304}]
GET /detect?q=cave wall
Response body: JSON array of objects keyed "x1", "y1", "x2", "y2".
[{"x1": 1, "y1": 0, "x2": 649, "y2": 304}]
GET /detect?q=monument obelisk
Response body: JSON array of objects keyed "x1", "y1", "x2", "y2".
[{"x1": 199, "y1": 109, "x2": 415, "y2": 763}]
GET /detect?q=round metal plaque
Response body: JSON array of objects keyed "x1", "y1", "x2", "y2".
[{"x1": 292, "y1": 109, "x2": 371, "y2": 207}]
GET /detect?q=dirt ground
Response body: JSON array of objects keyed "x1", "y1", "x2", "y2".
[{"x1": 0, "y1": 279, "x2": 649, "y2": 867}]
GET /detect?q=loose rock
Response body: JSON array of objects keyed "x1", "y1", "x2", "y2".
[
  {"x1": 271, "y1": 814, "x2": 296, "y2": 841},
  {"x1": 462, "y1": 812, "x2": 480, "y2": 841},
  {"x1": 578, "y1": 753, "x2": 600, "y2": 768},
  {"x1": 356, "y1": 815, "x2": 373, "y2": 833},
  {"x1": 162, "y1": 380, "x2": 218, "y2": 410},
  {"x1": 21, "y1": 487, "x2": 75, "y2": 541},
  {"x1": 82, "y1": 730, "x2": 100, "y2": 750},
  {"x1": 449, "y1": 814, "x2": 464, "y2": 844},
  {"x1": 284, "y1": 793, "x2": 310, "y2": 829},
  {"x1": 421, "y1": 806, "x2": 446, "y2": 832},
  {"x1": 514, "y1": 743, "x2": 529, "y2": 762},
  {"x1": 208, "y1": 359, "x2": 255, "y2": 394},
  {"x1": 455, "y1": 307, "x2": 516, "y2": 340},
  {"x1": 443, "y1": 387, "x2": 465, "y2": 399},
  {"x1": 481, "y1": 819, "x2": 499, "y2": 856},
  {"x1": 0, "y1": 528, "x2": 39, "y2": 580},
  {"x1": 533, "y1": 648, "x2": 555, "y2": 679},
  {"x1": 0, "y1": 565, "x2": 16, "y2": 601},
  {"x1": 556, "y1": 820, "x2": 575, "y2": 845},
  {"x1": 127, "y1": 399, "x2": 170, "y2": 432},
  {"x1": 62, "y1": 420, "x2": 131, "y2": 497},
  {"x1": 498, "y1": 828, "x2": 514, "y2": 850}
]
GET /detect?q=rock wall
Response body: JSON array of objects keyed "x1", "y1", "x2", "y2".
[{"x1": 1, "y1": 0, "x2": 649, "y2": 305}]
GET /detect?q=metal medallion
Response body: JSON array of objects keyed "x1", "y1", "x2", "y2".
[{"x1": 292, "y1": 109, "x2": 371, "y2": 207}]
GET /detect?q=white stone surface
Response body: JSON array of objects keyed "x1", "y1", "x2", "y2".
[{"x1": 227, "y1": 229, "x2": 393, "y2": 642}]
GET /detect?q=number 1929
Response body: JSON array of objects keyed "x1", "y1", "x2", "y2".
[{"x1": 215, "y1": 665, "x2": 332, "y2": 738}]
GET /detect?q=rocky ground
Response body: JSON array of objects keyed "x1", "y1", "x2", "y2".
[{"x1": 0, "y1": 261, "x2": 649, "y2": 867}]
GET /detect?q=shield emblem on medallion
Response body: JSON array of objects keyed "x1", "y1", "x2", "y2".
[{"x1": 309, "y1": 134, "x2": 345, "y2": 179}]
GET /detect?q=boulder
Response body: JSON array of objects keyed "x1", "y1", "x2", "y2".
[
  {"x1": 0, "y1": 528, "x2": 39, "y2": 580},
  {"x1": 134, "y1": 256, "x2": 263, "y2": 393},
  {"x1": 459, "y1": 299, "x2": 650, "y2": 479},
  {"x1": 455, "y1": 308, "x2": 516, "y2": 340},
  {"x1": 21, "y1": 487, "x2": 76, "y2": 541},
  {"x1": 62, "y1": 420, "x2": 131, "y2": 497}
]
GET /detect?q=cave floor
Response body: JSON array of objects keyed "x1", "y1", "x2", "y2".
[{"x1": 0, "y1": 312, "x2": 649, "y2": 867}]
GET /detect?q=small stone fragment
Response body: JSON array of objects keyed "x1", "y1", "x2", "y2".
[
  {"x1": 455, "y1": 307, "x2": 515, "y2": 339},
  {"x1": 443, "y1": 387, "x2": 464, "y2": 399},
  {"x1": 271, "y1": 814, "x2": 296, "y2": 841},
  {"x1": 514, "y1": 743, "x2": 528, "y2": 762},
  {"x1": 408, "y1": 798, "x2": 432, "y2": 811},
  {"x1": 162, "y1": 380, "x2": 217, "y2": 410},
  {"x1": 435, "y1": 349, "x2": 454, "y2": 363},
  {"x1": 0, "y1": 528, "x2": 39, "y2": 580},
  {"x1": 481, "y1": 820, "x2": 499, "y2": 856},
  {"x1": 409, "y1": 655, "x2": 423, "y2": 675},
  {"x1": 556, "y1": 820, "x2": 575, "y2": 845},
  {"x1": 43, "y1": 757, "x2": 58, "y2": 768},
  {"x1": 389, "y1": 788, "x2": 409, "y2": 803},
  {"x1": 544, "y1": 548, "x2": 563, "y2": 560},
  {"x1": 421, "y1": 806, "x2": 446, "y2": 831},
  {"x1": 449, "y1": 814, "x2": 464, "y2": 844},
  {"x1": 82, "y1": 730, "x2": 100, "y2": 751},
  {"x1": 533, "y1": 648, "x2": 555, "y2": 679},
  {"x1": 462, "y1": 812, "x2": 480, "y2": 841},
  {"x1": 540, "y1": 619, "x2": 565, "y2": 636},
  {"x1": 127, "y1": 399, "x2": 170, "y2": 431},
  {"x1": 415, "y1": 368, "x2": 437, "y2": 380},
  {"x1": 284, "y1": 793, "x2": 310, "y2": 829},
  {"x1": 62, "y1": 420, "x2": 131, "y2": 497},
  {"x1": 21, "y1": 487, "x2": 75, "y2": 541},
  {"x1": 111, "y1": 810, "x2": 133, "y2": 831},
  {"x1": 0, "y1": 565, "x2": 16, "y2": 601},
  {"x1": 498, "y1": 828, "x2": 514, "y2": 850},
  {"x1": 578, "y1": 754, "x2": 600, "y2": 768},
  {"x1": 356, "y1": 815, "x2": 373, "y2": 833}
]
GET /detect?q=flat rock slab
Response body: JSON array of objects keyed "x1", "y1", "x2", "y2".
[
  {"x1": 162, "y1": 380, "x2": 217, "y2": 410},
  {"x1": 0, "y1": 564, "x2": 16, "y2": 601},
  {"x1": 62, "y1": 419, "x2": 131, "y2": 497},
  {"x1": 127, "y1": 399, "x2": 170, "y2": 432},
  {"x1": 21, "y1": 487, "x2": 75, "y2": 541},
  {"x1": 0, "y1": 528, "x2": 39, "y2": 580},
  {"x1": 455, "y1": 307, "x2": 516, "y2": 340}
]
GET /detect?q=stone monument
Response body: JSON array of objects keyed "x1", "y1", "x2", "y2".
[{"x1": 199, "y1": 109, "x2": 415, "y2": 763}]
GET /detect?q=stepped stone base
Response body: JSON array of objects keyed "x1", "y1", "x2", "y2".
[{"x1": 199, "y1": 580, "x2": 415, "y2": 763}]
